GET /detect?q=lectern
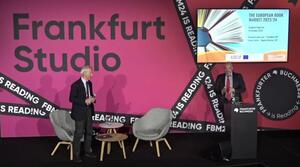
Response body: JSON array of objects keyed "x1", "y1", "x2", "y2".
[{"x1": 226, "y1": 103, "x2": 257, "y2": 159}]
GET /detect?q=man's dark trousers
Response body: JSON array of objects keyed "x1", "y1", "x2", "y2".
[{"x1": 73, "y1": 107, "x2": 93, "y2": 158}]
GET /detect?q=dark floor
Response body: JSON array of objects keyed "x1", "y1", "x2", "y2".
[{"x1": 1, "y1": 130, "x2": 300, "y2": 167}]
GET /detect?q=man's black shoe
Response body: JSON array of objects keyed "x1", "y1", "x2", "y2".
[
  {"x1": 73, "y1": 157, "x2": 82, "y2": 163},
  {"x1": 84, "y1": 152, "x2": 96, "y2": 158}
]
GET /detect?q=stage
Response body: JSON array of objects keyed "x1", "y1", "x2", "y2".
[{"x1": 1, "y1": 130, "x2": 299, "y2": 167}]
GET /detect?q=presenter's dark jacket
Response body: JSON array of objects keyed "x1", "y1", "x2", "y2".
[
  {"x1": 215, "y1": 72, "x2": 246, "y2": 102},
  {"x1": 69, "y1": 78, "x2": 95, "y2": 121}
]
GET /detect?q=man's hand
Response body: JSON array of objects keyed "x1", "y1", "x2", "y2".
[
  {"x1": 85, "y1": 98, "x2": 91, "y2": 105},
  {"x1": 90, "y1": 97, "x2": 96, "y2": 103},
  {"x1": 222, "y1": 87, "x2": 226, "y2": 95},
  {"x1": 230, "y1": 88, "x2": 235, "y2": 94},
  {"x1": 85, "y1": 97, "x2": 96, "y2": 105}
]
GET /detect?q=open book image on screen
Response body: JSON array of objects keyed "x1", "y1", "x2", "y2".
[{"x1": 197, "y1": 9, "x2": 289, "y2": 63}]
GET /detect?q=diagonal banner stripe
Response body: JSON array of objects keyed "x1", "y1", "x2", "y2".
[
  {"x1": 173, "y1": 0, "x2": 197, "y2": 59},
  {"x1": 0, "y1": 72, "x2": 58, "y2": 114},
  {"x1": 241, "y1": 0, "x2": 260, "y2": 8},
  {"x1": 171, "y1": 0, "x2": 219, "y2": 121},
  {"x1": 171, "y1": 64, "x2": 217, "y2": 119}
]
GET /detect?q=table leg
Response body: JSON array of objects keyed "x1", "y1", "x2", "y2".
[
  {"x1": 113, "y1": 129, "x2": 122, "y2": 148},
  {"x1": 100, "y1": 141, "x2": 106, "y2": 161},
  {"x1": 118, "y1": 141, "x2": 122, "y2": 148},
  {"x1": 121, "y1": 140, "x2": 126, "y2": 159},
  {"x1": 107, "y1": 142, "x2": 111, "y2": 155}
]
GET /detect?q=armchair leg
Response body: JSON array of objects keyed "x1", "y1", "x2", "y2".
[
  {"x1": 154, "y1": 138, "x2": 172, "y2": 157},
  {"x1": 132, "y1": 138, "x2": 139, "y2": 152},
  {"x1": 131, "y1": 138, "x2": 171, "y2": 158},
  {"x1": 51, "y1": 142, "x2": 61, "y2": 156},
  {"x1": 70, "y1": 144, "x2": 73, "y2": 160},
  {"x1": 164, "y1": 138, "x2": 172, "y2": 150},
  {"x1": 51, "y1": 141, "x2": 73, "y2": 160},
  {"x1": 155, "y1": 140, "x2": 160, "y2": 157}
]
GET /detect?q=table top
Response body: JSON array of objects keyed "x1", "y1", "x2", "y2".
[
  {"x1": 97, "y1": 122, "x2": 124, "y2": 129},
  {"x1": 95, "y1": 133, "x2": 128, "y2": 142}
]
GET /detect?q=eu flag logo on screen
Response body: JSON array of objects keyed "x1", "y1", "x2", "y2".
[{"x1": 243, "y1": 55, "x2": 249, "y2": 60}]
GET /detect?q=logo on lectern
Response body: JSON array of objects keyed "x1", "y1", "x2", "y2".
[{"x1": 234, "y1": 108, "x2": 239, "y2": 113}]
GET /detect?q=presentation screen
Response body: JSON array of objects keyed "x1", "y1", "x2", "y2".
[{"x1": 197, "y1": 9, "x2": 289, "y2": 63}]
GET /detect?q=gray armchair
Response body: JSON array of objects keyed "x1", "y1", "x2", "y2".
[
  {"x1": 132, "y1": 108, "x2": 172, "y2": 157},
  {"x1": 49, "y1": 109, "x2": 77, "y2": 160}
]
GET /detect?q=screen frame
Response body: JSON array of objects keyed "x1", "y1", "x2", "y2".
[{"x1": 195, "y1": 8, "x2": 290, "y2": 64}]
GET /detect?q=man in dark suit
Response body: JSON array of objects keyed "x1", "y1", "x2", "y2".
[
  {"x1": 214, "y1": 63, "x2": 246, "y2": 161},
  {"x1": 215, "y1": 63, "x2": 246, "y2": 105},
  {"x1": 69, "y1": 65, "x2": 96, "y2": 163}
]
